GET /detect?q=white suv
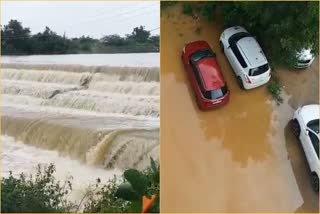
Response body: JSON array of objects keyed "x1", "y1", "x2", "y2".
[
  {"x1": 295, "y1": 48, "x2": 315, "y2": 69},
  {"x1": 292, "y1": 104, "x2": 319, "y2": 192},
  {"x1": 219, "y1": 26, "x2": 271, "y2": 90}
]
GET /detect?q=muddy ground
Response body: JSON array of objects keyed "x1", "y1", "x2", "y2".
[{"x1": 160, "y1": 4, "x2": 319, "y2": 212}]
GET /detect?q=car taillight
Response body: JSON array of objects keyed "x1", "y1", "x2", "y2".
[{"x1": 245, "y1": 75, "x2": 252, "y2": 84}]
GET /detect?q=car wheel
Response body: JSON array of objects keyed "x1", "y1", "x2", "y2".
[
  {"x1": 219, "y1": 41, "x2": 224, "y2": 52},
  {"x1": 291, "y1": 119, "x2": 301, "y2": 138},
  {"x1": 311, "y1": 173, "x2": 319, "y2": 192},
  {"x1": 237, "y1": 76, "x2": 244, "y2": 90}
]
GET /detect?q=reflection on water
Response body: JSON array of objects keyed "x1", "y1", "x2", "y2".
[{"x1": 161, "y1": 4, "x2": 314, "y2": 212}]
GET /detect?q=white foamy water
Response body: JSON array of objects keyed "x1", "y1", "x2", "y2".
[
  {"x1": 1, "y1": 54, "x2": 160, "y2": 202},
  {"x1": 2, "y1": 53, "x2": 159, "y2": 67},
  {"x1": 2, "y1": 135, "x2": 121, "y2": 203}
]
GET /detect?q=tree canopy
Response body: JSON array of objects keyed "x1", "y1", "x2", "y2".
[
  {"x1": 1, "y1": 20, "x2": 159, "y2": 55},
  {"x1": 164, "y1": 1, "x2": 319, "y2": 67},
  {"x1": 218, "y1": 1, "x2": 319, "y2": 67}
]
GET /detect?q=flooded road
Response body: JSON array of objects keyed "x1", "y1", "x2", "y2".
[
  {"x1": 276, "y1": 59, "x2": 319, "y2": 109},
  {"x1": 160, "y1": 4, "x2": 318, "y2": 212},
  {"x1": 276, "y1": 60, "x2": 319, "y2": 212}
]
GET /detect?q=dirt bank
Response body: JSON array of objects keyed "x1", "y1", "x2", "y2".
[{"x1": 160, "y1": 4, "x2": 318, "y2": 212}]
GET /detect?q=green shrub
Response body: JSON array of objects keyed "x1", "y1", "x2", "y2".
[
  {"x1": 1, "y1": 159, "x2": 160, "y2": 213},
  {"x1": 1, "y1": 164, "x2": 75, "y2": 213},
  {"x1": 160, "y1": 1, "x2": 177, "y2": 11},
  {"x1": 267, "y1": 80, "x2": 283, "y2": 105},
  {"x1": 84, "y1": 158, "x2": 160, "y2": 213},
  {"x1": 182, "y1": 3, "x2": 193, "y2": 16},
  {"x1": 82, "y1": 176, "x2": 128, "y2": 213},
  {"x1": 201, "y1": 2, "x2": 217, "y2": 21}
]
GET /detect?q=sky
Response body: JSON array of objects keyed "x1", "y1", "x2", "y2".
[{"x1": 1, "y1": 1, "x2": 160, "y2": 39}]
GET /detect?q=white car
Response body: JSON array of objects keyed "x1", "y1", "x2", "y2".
[
  {"x1": 219, "y1": 26, "x2": 271, "y2": 90},
  {"x1": 292, "y1": 104, "x2": 319, "y2": 192},
  {"x1": 295, "y1": 48, "x2": 315, "y2": 69}
]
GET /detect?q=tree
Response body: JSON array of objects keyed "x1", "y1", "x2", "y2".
[
  {"x1": 149, "y1": 35, "x2": 159, "y2": 44},
  {"x1": 1, "y1": 20, "x2": 31, "y2": 54},
  {"x1": 31, "y1": 26, "x2": 69, "y2": 54},
  {"x1": 1, "y1": 20, "x2": 159, "y2": 55},
  {"x1": 129, "y1": 26, "x2": 150, "y2": 43},
  {"x1": 101, "y1": 34, "x2": 126, "y2": 46},
  {"x1": 205, "y1": 1, "x2": 319, "y2": 67}
]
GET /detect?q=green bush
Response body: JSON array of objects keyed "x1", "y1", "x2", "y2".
[
  {"x1": 223, "y1": 2, "x2": 318, "y2": 67},
  {"x1": 267, "y1": 80, "x2": 283, "y2": 105},
  {"x1": 2, "y1": 20, "x2": 159, "y2": 55},
  {"x1": 1, "y1": 164, "x2": 75, "y2": 213},
  {"x1": 2, "y1": 159, "x2": 160, "y2": 213},
  {"x1": 160, "y1": 1, "x2": 177, "y2": 11},
  {"x1": 201, "y1": 2, "x2": 217, "y2": 21},
  {"x1": 84, "y1": 158, "x2": 160, "y2": 213},
  {"x1": 182, "y1": 3, "x2": 193, "y2": 16},
  {"x1": 82, "y1": 176, "x2": 128, "y2": 213}
]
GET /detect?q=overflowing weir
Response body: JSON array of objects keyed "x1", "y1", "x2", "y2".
[{"x1": 2, "y1": 63, "x2": 160, "y2": 170}]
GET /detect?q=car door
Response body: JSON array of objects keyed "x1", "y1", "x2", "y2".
[
  {"x1": 301, "y1": 128, "x2": 318, "y2": 168},
  {"x1": 308, "y1": 130, "x2": 319, "y2": 171},
  {"x1": 226, "y1": 43, "x2": 247, "y2": 77},
  {"x1": 224, "y1": 45, "x2": 239, "y2": 75}
]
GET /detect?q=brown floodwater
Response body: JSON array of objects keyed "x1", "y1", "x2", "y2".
[
  {"x1": 160, "y1": 4, "x2": 318, "y2": 212},
  {"x1": 276, "y1": 58, "x2": 319, "y2": 109}
]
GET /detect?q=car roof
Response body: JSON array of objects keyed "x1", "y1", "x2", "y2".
[
  {"x1": 237, "y1": 37, "x2": 268, "y2": 67},
  {"x1": 194, "y1": 57, "x2": 225, "y2": 91}
]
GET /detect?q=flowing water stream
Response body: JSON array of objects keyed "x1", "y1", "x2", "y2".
[{"x1": 1, "y1": 54, "x2": 160, "y2": 204}]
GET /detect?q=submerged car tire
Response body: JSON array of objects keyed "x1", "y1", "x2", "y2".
[
  {"x1": 311, "y1": 172, "x2": 319, "y2": 192},
  {"x1": 237, "y1": 76, "x2": 244, "y2": 90},
  {"x1": 291, "y1": 119, "x2": 301, "y2": 138},
  {"x1": 219, "y1": 41, "x2": 224, "y2": 52}
]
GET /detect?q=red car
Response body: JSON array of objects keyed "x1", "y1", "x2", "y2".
[{"x1": 182, "y1": 41, "x2": 230, "y2": 110}]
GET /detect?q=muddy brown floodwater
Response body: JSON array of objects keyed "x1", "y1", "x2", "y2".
[{"x1": 160, "y1": 4, "x2": 318, "y2": 212}]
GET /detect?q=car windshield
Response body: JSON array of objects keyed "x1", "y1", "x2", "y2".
[
  {"x1": 190, "y1": 49, "x2": 215, "y2": 62},
  {"x1": 203, "y1": 85, "x2": 228, "y2": 100},
  {"x1": 308, "y1": 131, "x2": 319, "y2": 158},
  {"x1": 307, "y1": 119, "x2": 319, "y2": 134},
  {"x1": 249, "y1": 63, "x2": 269, "y2": 76},
  {"x1": 228, "y1": 32, "x2": 251, "y2": 45}
]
